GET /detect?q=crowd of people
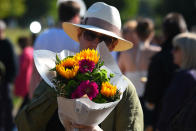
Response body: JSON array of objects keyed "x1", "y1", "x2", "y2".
[{"x1": 0, "y1": 0, "x2": 196, "y2": 131}]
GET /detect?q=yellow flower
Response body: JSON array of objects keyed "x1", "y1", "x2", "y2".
[
  {"x1": 74, "y1": 49, "x2": 100, "y2": 64},
  {"x1": 56, "y1": 58, "x2": 79, "y2": 79},
  {"x1": 101, "y1": 82, "x2": 117, "y2": 97}
]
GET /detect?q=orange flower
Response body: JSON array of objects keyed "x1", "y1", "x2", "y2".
[
  {"x1": 74, "y1": 49, "x2": 100, "y2": 64},
  {"x1": 101, "y1": 82, "x2": 117, "y2": 97},
  {"x1": 56, "y1": 58, "x2": 79, "y2": 79}
]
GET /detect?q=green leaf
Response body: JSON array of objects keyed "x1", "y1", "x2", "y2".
[
  {"x1": 100, "y1": 61, "x2": 104, "y2": 67},
  {"x1": 92, "y1": 94, "x2": 108, "y2": 103},
  {"x1": 67, "y1": 80, "x2": 78, "y2": 89},
  {"x1": 63, "y1": 56, "x2": 74, "y2": 60},
  {"x1": 110, "y1": 73, "x2": 115, "y2": 78},
  {"x1": 50, "y1": 67, "x2": 56, "y2": 71},
  {"x1": 56, "y1": 54, "x2": 61, "y2": 64},
  {"x1": 76, "y1": 73, "x2": 91, "y2": 81}
]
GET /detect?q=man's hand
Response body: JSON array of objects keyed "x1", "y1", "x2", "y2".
[{"x1": 71, "y1": 124, "x2": 103, "y2": 131}]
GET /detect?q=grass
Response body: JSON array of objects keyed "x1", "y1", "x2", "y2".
[
  {"x1": 6, "y1": 28, "x2": 31, "y2": 54},
  {"x1": 6, "y1": 28, "x2": 31, "y2": 44}
]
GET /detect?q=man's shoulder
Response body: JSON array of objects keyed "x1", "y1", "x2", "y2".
[
  {"x1": 36, "y1": 28, "x2": 62, "y2": 39},
  {"x1": 33, "y1": 80, "x2": 56, "y2": 98},
  {"x1": 122, "y1": 75, "x2": 138, "y2": 96}
]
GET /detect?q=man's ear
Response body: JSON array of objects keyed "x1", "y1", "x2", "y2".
[{"x1": 71, "y1": 14, "x2": 80, "y2": 24}]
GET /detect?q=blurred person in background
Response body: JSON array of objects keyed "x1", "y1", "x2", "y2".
[
  {"x1": 143, "y1": 13, "x2": 188, "y2": 131},
  {"x1": 118, "y1": 20, "x2": 139, "y2": 73},
  {"x1": 157, "y1": 32, "x2": 196, "y2": 131},
  {"x1": 119, "y1": 18, "x2": 160, "y2": 100},
  {"x1": 0, "y1": 61, "x2": 6, "y2": 130},
  {"x1": 0, "y1": 20, "x2": 18, "y2": 131},
  {"x1": 14, "y1": 36, "x2": 33, "y2": 110},
  {"x1": 119, "y1": 18, "x2": 160, "y2": 131},
  {"x1": 0, "y1": 61, "x2": 5, "y2": 85},
  {"x1": 151, "y1": 34, "x2": 163, "y2": 46},
  {"x1": 29, "y1": 0, "x2": 86, "y2": 99},
  {"x1": 33, "y1": 0, "x2": 83, "y2": 52},
  {"x1": 166, "y1": 85, "x2": 196, "y2": 131}
]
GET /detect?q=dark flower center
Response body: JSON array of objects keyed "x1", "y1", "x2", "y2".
[{"x1": 65, "y1": 66, "x2": 73, "y2": 70}]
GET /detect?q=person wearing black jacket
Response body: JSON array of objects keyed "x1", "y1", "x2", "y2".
[
  {"x1": 0, "y1": 20, "x2": 18, "y2": 131},
  {"x1": 143, "y1": 13, "x2": 187, "y2": 130},
  {"x1": 157, "y1": 32, "x2": 196, "y2": 131},
  {"x1": 168, "y1": 86, "x2": 196, "y2": 131}
]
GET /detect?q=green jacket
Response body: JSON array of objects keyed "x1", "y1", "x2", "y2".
[{"x1": 15, "y1": 76, "x2": 143, "y2": 131}]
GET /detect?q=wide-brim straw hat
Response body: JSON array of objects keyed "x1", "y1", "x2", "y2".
[{"x1": 62, "y1": 2, "x2": 133, "y2": 51}]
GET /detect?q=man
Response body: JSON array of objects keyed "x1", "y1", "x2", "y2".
[
  {"x1": 0, "y1": 20, "x2": 18, "y2": 131},
  {"x1": 29, "y1": 0, "x2": 86, "y2": 99},
  {"x1": 15, "y1": 2, "x2": 143, "y2": 131},
  {"x1": 33, "y1": 1, "x2": 82, "y2": 52}
]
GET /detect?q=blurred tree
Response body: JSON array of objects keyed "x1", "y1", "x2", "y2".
[
  {"x1": 137, "y1": 0, "x2": 163, "y2": 35},
  {"x1": 17, "y1": 0, "x2": 57, "y2": 27},
  {"x1": 10, "y1": 0, "x2": 26, "y2": 17},
  {"x1": 157, "y1": 0, "x2": 196, "y2": 29},
  {"x1": 84, "y1": 0, "x2": 139, "y2": 23},
  {"x1": 0, "y1": 0, "x2": 25, "y2": 18},
  {"x1": 0, "y1": 0, "x2": 11, "y2": 18}
]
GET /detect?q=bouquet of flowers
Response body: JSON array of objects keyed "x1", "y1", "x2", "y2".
[
  {"x1": 33, "y1": 42, "x2": 128, "y2": 128},
  {"x1": 51, "y1": 48, "x2": 121, "y2": 103}
]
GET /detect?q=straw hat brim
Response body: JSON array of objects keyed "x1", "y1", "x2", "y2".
[{"x1": 62, "y1": 22, "x2": 133, "y2": 51}]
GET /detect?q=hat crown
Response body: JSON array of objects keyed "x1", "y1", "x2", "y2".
[{"x1": 84, "y1": 2, "x2": 121, "y2": 30}]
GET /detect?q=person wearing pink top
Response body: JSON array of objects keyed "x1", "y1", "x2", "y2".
[{"x1": 14, "y1": 36, "x2": 33, "y2": 108}]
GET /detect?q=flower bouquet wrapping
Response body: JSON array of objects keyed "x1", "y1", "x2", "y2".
[{"x1": 33, "y1": 42, "x2": 128, "y2": 129}]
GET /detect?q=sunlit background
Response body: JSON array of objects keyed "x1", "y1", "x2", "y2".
[
  {"x1": 1, "y1": 0, "x2": 196, "y2": 44},
  {"x1": 0, "y1": 0, "x2": 196, "y2": 122}
]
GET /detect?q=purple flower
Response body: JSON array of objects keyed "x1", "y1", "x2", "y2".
[
  {"x1": 71, "y1": 80, "x2": 99, "y2": 100},
  {"x1": 79, "y1": 59, "x2": 95, "y2": 73}
]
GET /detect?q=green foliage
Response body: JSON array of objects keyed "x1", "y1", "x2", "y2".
[
  {"x1": 121, "y1": 0, "x2": 139, "y2": 21},
  {"x1": 76, "y1": 72, "x2": 91, "y2": 81},
  {"x1": 55, "y1": 54, "x2": 61, "y2": 64},
  {"x1": 93, "y1": 94, "x2": 107, "y2": 103},
  {"x1": 10, "y1": 0, "x2": 26, "y2": 17},
  {"x1": 63, "y1": 80, "x2": 78, "y2": 97},
  {"x1": 0, "y1": 0, "x2": 25, "y2": 18},
  {"x1": 84, "y1": 0, "x2": 139, "y2": 22},
  {"x1": 110, "y1": 73, "x2": 115, "y2": 79},
  {"x1": 0, "y1": 0, "x2": 11, "y2": 18},
  {"x1": 17, "y1": 0, "x2": 57, "y2": 27},
  {"x1": 5, "y1": 28, "x2": 30, "y2": 54}
]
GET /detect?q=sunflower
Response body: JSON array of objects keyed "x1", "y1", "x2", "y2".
[
  {"x1": 101, "y1": 82, "x2": 117, "y2": 97},
  {"x1": 74, "y1": 49, "x2": 100, "y2": 64},
  {"x1": 56, "y1": 58, "x2": 79, "y2": 79}
]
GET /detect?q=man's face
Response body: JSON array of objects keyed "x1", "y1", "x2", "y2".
[{"x1": 78, "y1": 29, "x2": 118, "y2": 51}]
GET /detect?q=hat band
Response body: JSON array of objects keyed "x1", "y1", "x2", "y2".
[{"x1": 82, "y1": 17, "x2": 121, "y2": 37}]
